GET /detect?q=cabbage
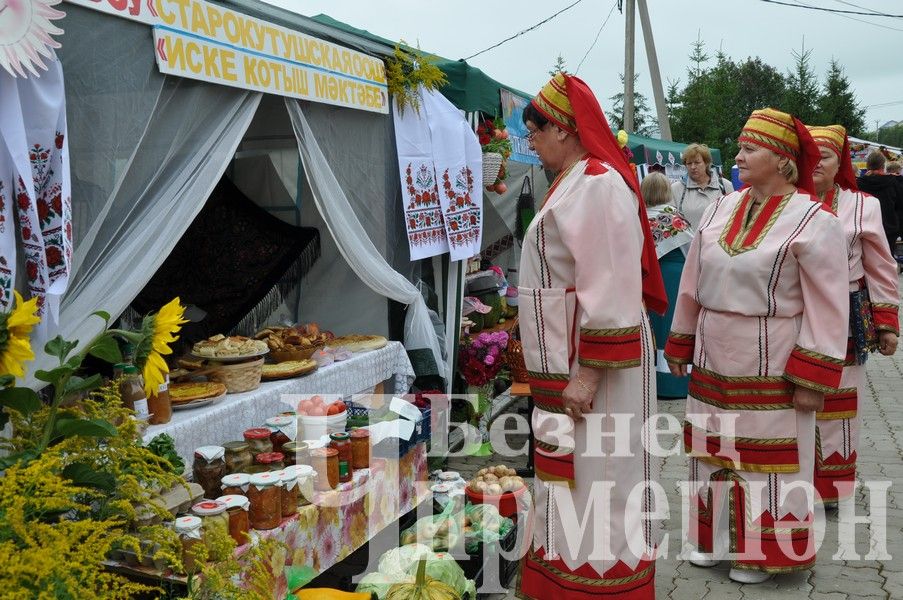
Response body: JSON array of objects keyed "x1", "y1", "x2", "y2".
[
  {"x1": 377, "y1": 543, "x2": 436, "y2": 580},
  {"x1": 357, "y1": 571, "x2": 412, "y2": 599},
  {"x1": 406, "y1": 553, "x2": 476, "y2": 599}
]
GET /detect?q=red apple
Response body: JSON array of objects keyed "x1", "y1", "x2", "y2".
[{"x1": 494, "y1": 182, "x2": 508, "y2": 194}]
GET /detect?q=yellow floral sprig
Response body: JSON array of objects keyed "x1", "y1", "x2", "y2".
[
  {"x1": 0, "y1": 291, "x2": 40, "y2": 379},
  {"x1": 386, "y1": 43, "x2": 447, "y2": 116}
]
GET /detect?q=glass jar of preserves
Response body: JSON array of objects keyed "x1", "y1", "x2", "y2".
[
  {"x1": 216, "y1": 494, "x2": 250, "y2": 545},
  {"x1": 310, "y1": 447, "x2": 339, "y2": 491},
  {"x1": 222, "y1": 441, "x2": 253, "y2": 474},
  {"x1": 174, "y1": 515, "x2": 203, "y2": 574},
  {"x1": 147, "y1": 373, "x2": 172, "y2": 425},
  {"x1": 220, "y1": 473, "x2": 250, "y2": 496},
  {"x1": 275, "y1": 469, "x2": 298, "y2": 517},
  {"x1": 191, "y1": 500, "x2": 229, "y2": 552},
  {"x1": 280, "y1": 441, "x2": 310, "y2": 467},
  {"x1": 329, "y1": 432, "x2": 353, "y2": 483},
  {"x1": 255, "y1": 452, "x2": 284, "y2": 471},
  {"x1": 119, "y1": 365, "x2": 149, "y2": 421},
  {"x1": 243, "y1": 428, "x2": 273, "y2": 456},
  {"x1": 247, "y1": 472, "x2": 282, "y2": 530},
  {"x1": 192, "y1": 446, "x2": 226, "y2": 499},
  {"x1": 284, "y1": 464, "x2": 315, "y2": 506},
  {"x1": 265, "y1": 415, "x2": 296, "y2": 455},
  {"x1": 350, "y1": 429, "x2": 371, "y2": 470}
]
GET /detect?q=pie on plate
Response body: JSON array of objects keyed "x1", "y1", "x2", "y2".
[
  {"x1": 169, "y1": 382, "x2": 228, "y2": 404},
  {"x1": 192, "y1": 334, "x2": 268, "y2": 358},
  {"x1": 329, "y1": 335, "x2": 388, "y2": 352},
  {"x1": 261, "y1": 359, "x2": 318, "y2": 380}
]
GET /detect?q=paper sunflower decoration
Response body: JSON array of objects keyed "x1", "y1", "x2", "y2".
[{"x1": 0, "y1": 0, "x2": 65, "y2": 78}]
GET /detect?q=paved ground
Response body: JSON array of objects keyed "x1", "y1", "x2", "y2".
[{"x1": 448, "y1": 345, "x2": 903, "y2": 599}]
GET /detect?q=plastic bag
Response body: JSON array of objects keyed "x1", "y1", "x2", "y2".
[
  {"x1": 463, "y1": 503, "x2": 513, "y2": 554},
  {"x1": 356, "y1": 571, "x2": 411, "y2": 599},
  {"x1": 399, "y1": 513, "x2": 462, "y2": 551}
]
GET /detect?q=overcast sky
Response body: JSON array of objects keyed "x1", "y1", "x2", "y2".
[{"x1": 262, "y1": 0, "x2": 903, "y2": 132}]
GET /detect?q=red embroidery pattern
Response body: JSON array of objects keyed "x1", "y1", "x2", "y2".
[
  {"x1": 441, "y1": 166, "x2": 480, "y2": 248},
  {"x1": 404, "y1": 163, "x2": 446, "y2": 247}
]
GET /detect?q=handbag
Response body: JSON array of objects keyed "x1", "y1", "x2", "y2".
[
  {"x1": 849, "y1": 280, "x2": 878, "y2": 365},
  {"x1": 515, "y1": 175, "x2": 535, "y2": 242}
]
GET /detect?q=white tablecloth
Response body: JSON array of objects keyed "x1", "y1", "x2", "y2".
[{"x1": 142, "y1": 342, "x2": 415, "y2": 464}]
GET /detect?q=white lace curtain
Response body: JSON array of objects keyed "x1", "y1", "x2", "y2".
[{"x1": 285, "y1": 99, "x2": 447, "y2": 380}]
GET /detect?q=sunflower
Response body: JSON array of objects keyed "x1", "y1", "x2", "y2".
[
  {"x1": 135, "y1": 298, "x2": 187, "y2": 397},
  {"x1": 0, "y1": 291, "x2": 41, "y2": 379}
]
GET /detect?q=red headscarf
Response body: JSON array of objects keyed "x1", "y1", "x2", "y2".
[
  {"x1": 738, "y1": 108, "x2": 821, "y2": 195},
  {"x1": 806, "y1": 124, "x2": 858, "y2": 192},
  {"x1": 532, "y1": 74, "x2": 667, "y2": 315}
]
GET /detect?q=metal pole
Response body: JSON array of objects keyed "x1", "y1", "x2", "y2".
[
  {"x1": 623, "y1": 0, "x2": 636, "y2": 132},
  {"x1": 637, "y1": 0, "x2": 671, "y2": 140}
]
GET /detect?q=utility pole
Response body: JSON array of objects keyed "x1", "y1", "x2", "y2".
[
  {"x1": 637, "y1": 0, "x2": 671, "y2": 140},
  {"x1": 623, "y1": 0, "x2": 636, "y2": 132}
]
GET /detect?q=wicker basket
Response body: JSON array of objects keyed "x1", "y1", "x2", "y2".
[
  {"x1": 482, "y1": 152, "x2": 503, "y2": 185},
  {"x1": 270, "y1": 345, "x2": 321, "y2": 362},
  {"x1": 506, "y1": 337, "x2": 529, "y2": 383},
  {"x1": 208, "y1": 357, "x2": 264, "y2": 393}
]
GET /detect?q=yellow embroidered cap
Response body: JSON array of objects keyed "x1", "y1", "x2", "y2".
[
  {"x1": 531, "y1": 73, "x2": 577, "y2": 134},
  {"x1": 738, "y1": 108, "x2": 800, "y2": 161},
  {"x1": 807, "y1": 124, "x2": 846, "y2": 159}
]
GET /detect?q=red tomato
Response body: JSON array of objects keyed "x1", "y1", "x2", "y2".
[
  {"x1": 494, "y1": 182, "x2": 508, "y2": 194},
  {"x1": 309, "y1": 395, "x2": 322, "y2": 404},
  {"x1": 327, "y1": 401, "x2": 346, "y2": 416},
  {"x1": 309, "y1": 405, "x2": 327, "y2": 417}
]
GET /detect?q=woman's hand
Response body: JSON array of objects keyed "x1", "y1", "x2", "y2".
[
  {"x1": 878, "y1": 331, "x2": 898, "y2": 356},
  {"x1": 562, "y1": 367, "x2": 601, "y2": 421},
  {"x1": 793, "y1": 386, "x2": 824, "y2": 412},
  {"x1": 668, "y1": 362, "x2": 688, "y2": 378}
]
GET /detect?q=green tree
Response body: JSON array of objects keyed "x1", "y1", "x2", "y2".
[
  {"x1": 815, "y1": 59, "x2": 866, "y2": 136},
  {"x1": 608, "y1": 73, "x2": 657, "y2": 136},
  {"x1": 783, "y1": 47, "x2": 819, "y2": 124},
  {"x1": 548, "y1": 54, "x2": 569, "y2": 77},
  {"x1": 665, "y1": 78, "x2": 681, "y2": 119}
]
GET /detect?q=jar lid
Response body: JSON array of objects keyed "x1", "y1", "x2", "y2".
[
  {"x1": 215, "y1": 495, "x2": 250, "y2": 510},
  {"x1": 194, "y1": 445, "x2": 225, "y2": 461},
  {"x1": 305, "y1": 439, "x2": 327, "y2": 450},
  {"x1": 438, "y1": 471, "x2": 460, "y2": 481},
  {"x1": 266, "y1": 415, "x2": 295, "y2": 427},
  {"x1": 431, "y1": 483, "x2": 451, "y2": 494},
  {"x1": 282, "y1": 441, "x2": 310, "y2": 452},
  {"x1": 329, "y1": 432, "x2": 350, "y2": 441},
  {"x1": 243, "y1": 427, "x2": 272, "y2": 440},
  {"x1": 249, "y1": 472, "x2": 280, "y2": 487},
  {"x1": 310, "y1": 447, "x2": 338, "y2": 458},
  {"x1": 350, "y1": 428, "x2": 370, "y2": 439},
  {"x1": 174, "y1": 515, "x2": 202, "y2": 532},
  {"x1": 191, "y1": 500, "x2": 227, "y2": 516},
  {"x1": 276, "y1": 469, "x2": 298, "y2": 484},
  {"x1": 221, "y1": 473, "x2": 250, "y2": 486},
  {"x1": 255, "y1": 452, "x2": 284, "y2": 464},
  {"x1": 283, "y1": 464, "x2": 314, "y2": 480},
  {"x1": 222, "y1": 441, "x2": 250, "y2": 452}
]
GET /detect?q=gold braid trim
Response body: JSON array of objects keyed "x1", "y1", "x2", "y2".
[
  {"x1": 527, "y1": 371, "x2": 570, "y2": 381},
  {"x1": 580, "y1": 325, "x2": 640, "y2": 337},
  {"x1": 792, "y1": 345, "x2": 844, "y2": 366},
  {"x1": 579, "y1": 357, "x2": 641, "y2": 369},
  {"x1": 783, "y1": 374, "x2": 837, "y2": 394},
  {"x1": 526, "y1": 550, "x2": 655, "y2": 587},
  {"x1": 718, "y1": 190, "x2": 793, "y2": 257},
  {"x1": 692, "y1": 366, "x2": 788, "y2": 384}
]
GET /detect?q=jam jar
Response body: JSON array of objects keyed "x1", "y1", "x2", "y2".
[
  {"x1": 216, "y1": 494, "x2": 250, "y2": 545},
  {"x1": 222, "y1": 441, "x2": 253, "y2": 474},
  {"x1": 220, "y1": 473, "x2": 250, "y2": 496},
  {"x1": 191, "y1": 500, "x2": 229, "y2": 551},
  {"x1": 329, "y1": 432, "x2": 353, "y2": 483},
  {"x1": 255, "y1": 452, "x2": 285, "y2": 471},
  {"x1": 310, "y1": 447, "x2": 339, "y2": 491},
  {"x1": 350, "y1": 428, "x2": 371, "y2": 470},
  {"x1": 265, "y1": 415, "x2": 296, "y2": 455},
  {"x1": 275, "y1": 469, "x2": 298, "y2": 517},
  {"x1": 247, "y1": 472, "x2": 282, "y2": 530},
  {"x1": 280, "y1": 441, "x2": 310, "y2": 467},
  {"x1": 243, "y1": 428, "x2": 273, "y2": 456},
  {"x1": 284, "y1": 464, "x2": 315, "y2": 506},
  {"x1": 192, "y1": 446, "x2": 226, "y2": 499},
  {"x1": 174, "y1": 515, "x2": 203, "y2": 574}
]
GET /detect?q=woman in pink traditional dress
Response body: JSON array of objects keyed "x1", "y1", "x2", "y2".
[
  {"x1": 807, "y1": 124, "x2": 899, "y2": 505},
  {"x1": 664, "y1": 109, "x2": 850, "y2": 584},
  {"x1": 516, "y1": 73, "x2": 667, "y2": 600}
]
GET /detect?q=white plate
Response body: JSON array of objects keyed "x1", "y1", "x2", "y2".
[
  {"x1": 189, "y1": 348, "x2": 269, "y2": 363},
  {"x1": 171, "y1": 391, "x2": 227, "y2": 411}
]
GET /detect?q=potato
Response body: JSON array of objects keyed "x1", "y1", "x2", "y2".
[
  {"x1": 506, "y1": 468, "x2": 517, "y2": 477},
  {"x1": 472, "y1": 481, "x2": 488, "y2": 493},
  {"x1": 483, "y1": 473, "x2": 498, "y2": 483},
  {"x1": 487, "y1": 483, "x2": 502, "y2": 495},
  {"x1": 477, "y1": 468, "x2": 489, "y2": 477}
]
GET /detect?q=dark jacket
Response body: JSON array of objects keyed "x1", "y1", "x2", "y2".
[{"x1": 856, "y1": 173, "x2": 903, "y2": 241}]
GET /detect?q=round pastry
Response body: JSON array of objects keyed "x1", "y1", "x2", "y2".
[
  {"x1": 169, "y1": 381, "x2": 228, "y2": 404},
  {"x1": 261, "y1": 359, "x2": 317, "y2": 380}
]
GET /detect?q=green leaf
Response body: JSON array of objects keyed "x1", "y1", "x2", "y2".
[
  {"x1": 0, "y1": 387, "x2": 41, "y2": 416},
  {"x1": 64, "y1": 374, "x2": 103, "y2": 395},
  {"x1": 88, "y1": 335, "x2": 122, "y2": 364},
  {"x1": 34, "y1": 365, "x2": 75, "y2": 383},
  {"x1": 92, "y1": 310, "x2": 111, "y2": 323},
  {"x1": 0, "y1": 412, "x2": 8, "y2": 431},
  {"x1": 54, "y1": 417, "x2": 118, "y2": 439},
  {"x1": 63, "y1": 462, "x2": 116, "y2": 492},
  {"x1": 0, "y1": 449, "x2": 38, "y2": 470},
  {"x1": 44, "y1": 336, "x2": 79, "y2": 362},
  {"x1": 0, "y1": 374, "x2": 14, "y2": 388}
]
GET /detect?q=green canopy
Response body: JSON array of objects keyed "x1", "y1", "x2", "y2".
[
  {"x1": 624, "y1": 132, "x2": 723, "y2": 166},
  {"x1": 311, "y1": 14, "x2": 532, "y2": 114}
]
